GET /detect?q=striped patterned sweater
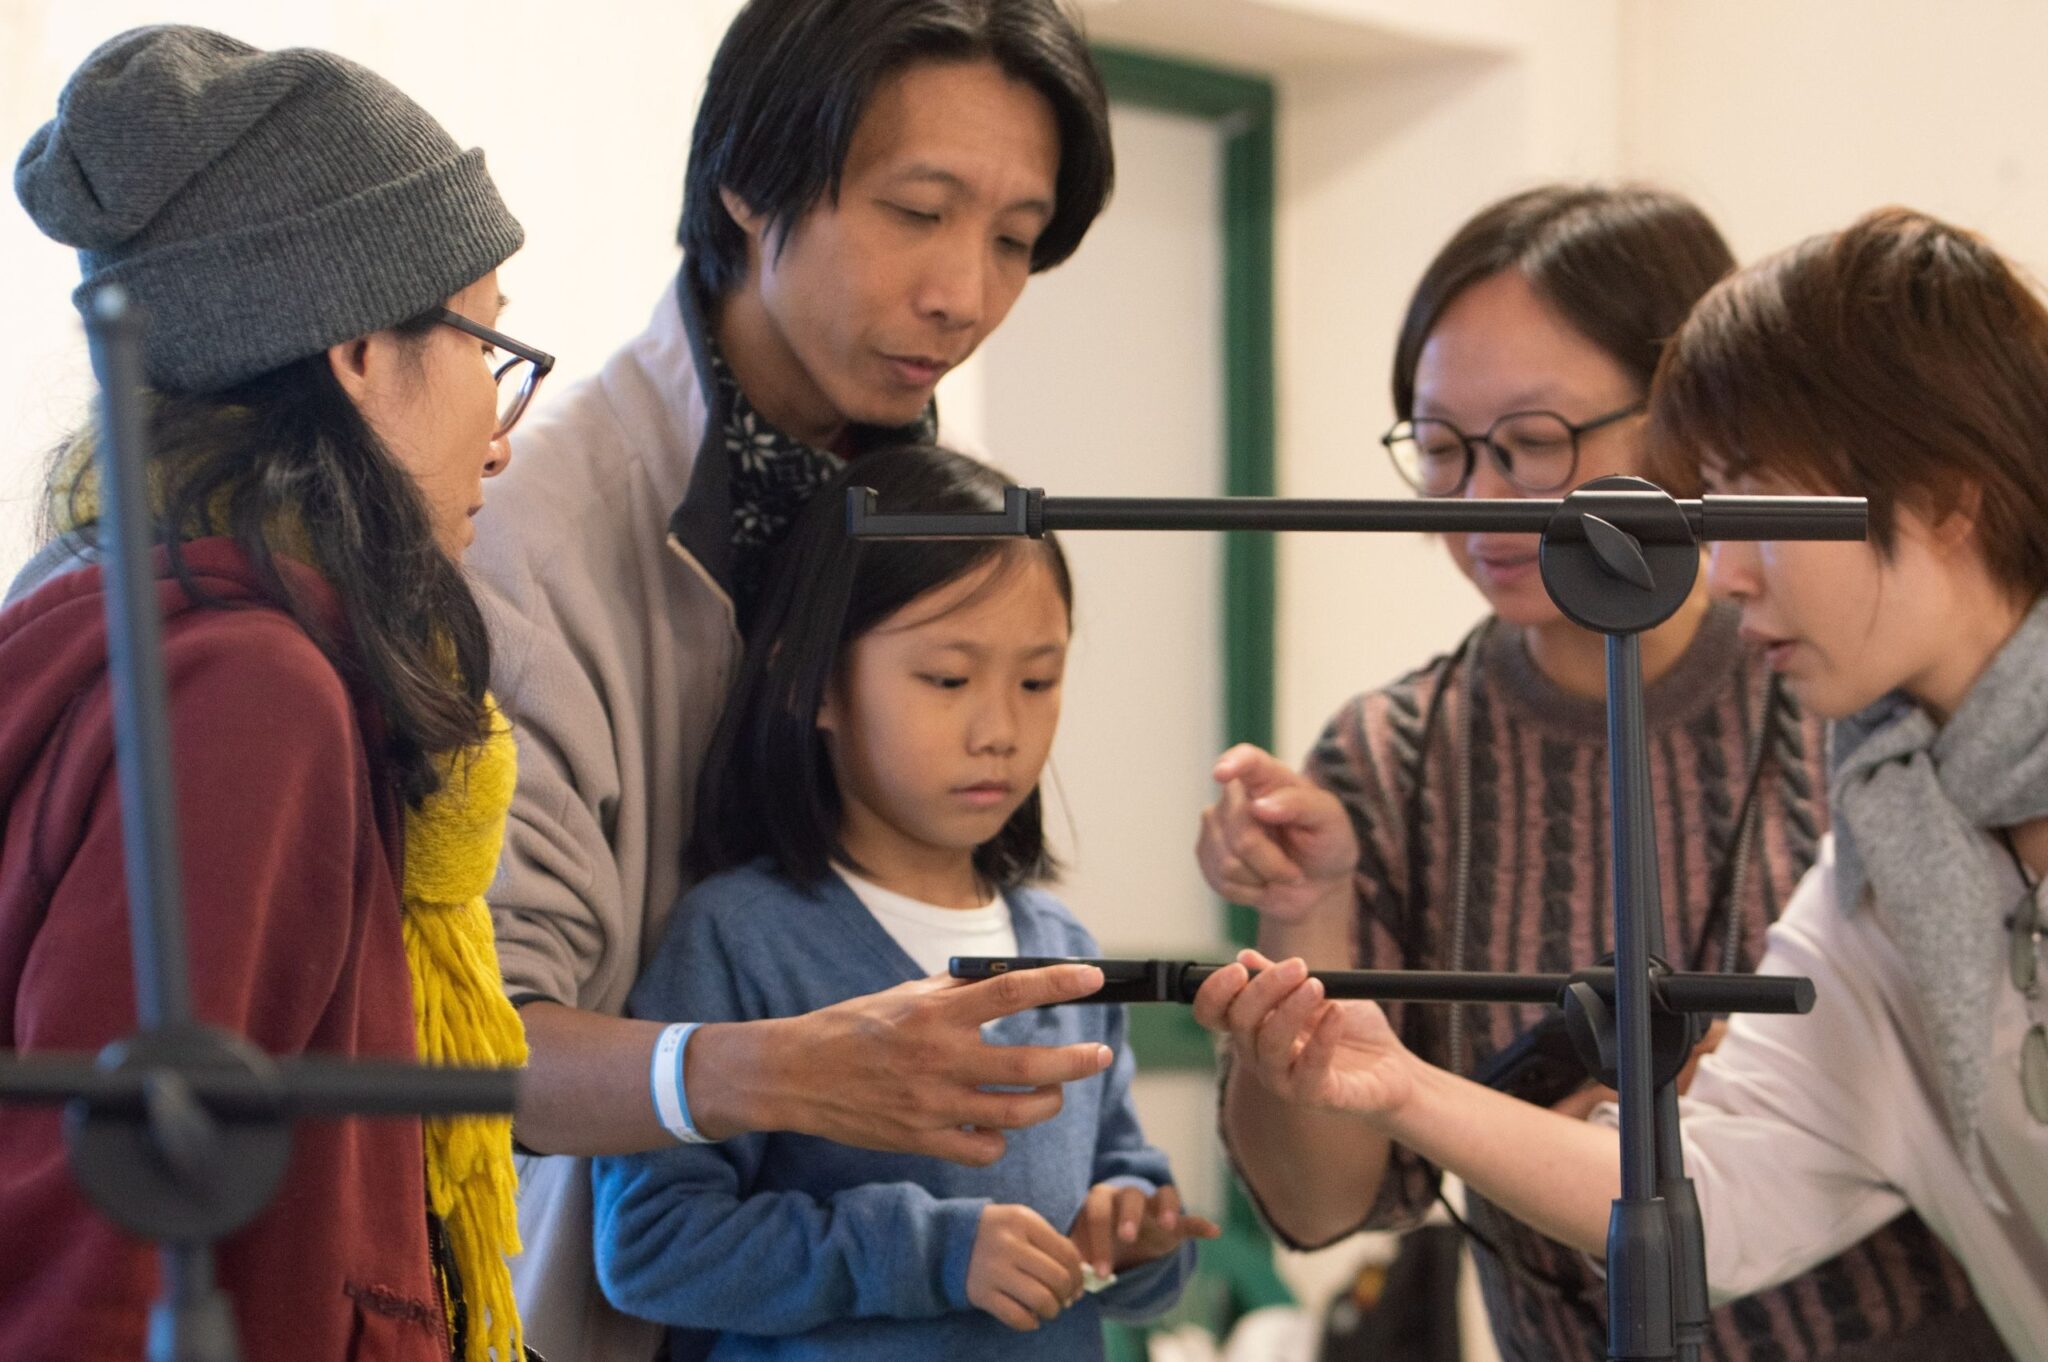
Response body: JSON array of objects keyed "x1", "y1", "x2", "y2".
[{"x1": 1279, "y1": 602, "x2": 2006, "y2": 1362}]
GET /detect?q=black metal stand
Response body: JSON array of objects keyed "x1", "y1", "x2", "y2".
[
  {"x1": 854, "y1": 475, "x2": 1865, "y2": 1362},
  {"x1": 0, "y1": 288, "x2": 519, "y2": 1362}
]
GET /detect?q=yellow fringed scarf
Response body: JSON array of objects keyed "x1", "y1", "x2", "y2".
[{"x1": 403, "y1": 697, "x2": 528, "y2": 1362}]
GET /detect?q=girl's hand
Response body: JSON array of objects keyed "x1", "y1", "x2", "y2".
[
  {"x1": 1069, "y1": 1183, "x2": 1222, "y2": 1279},
  {"x1": 965, "y1": 1203, "x2": 1085, "y2": 1331},
  {"x1": 1196, "y1": 745, "x2": 1359, "y2": 925},
  {"x1": 1192, "y1": 949, "x2": 1418, "y2": 1118}
]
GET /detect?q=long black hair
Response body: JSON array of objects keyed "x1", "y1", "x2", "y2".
[
  {"x1": 42, "y1": 311, "x2": 491, "y2": 807},
  {"x1": 691, "y1": 442, "x2": 1071, "y2": 889},
  {"x1": 682, "y1": 0, "x2": 1113, "y2": 297}
]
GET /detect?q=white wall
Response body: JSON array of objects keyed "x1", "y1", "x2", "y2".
[
  {"x1": 1620, "y1": 0, "x2": 2048, "y2": 274},
  {"x1": 0, "y1": 0, "x2": 746, "y2": 584},
  {"x1": 977, "y1": 104, "x2": 1231, "y2": 959}
]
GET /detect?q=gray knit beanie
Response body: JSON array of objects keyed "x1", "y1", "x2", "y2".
[{"x1": 15, "y1": 25, "x2": 524, "y2": 393}]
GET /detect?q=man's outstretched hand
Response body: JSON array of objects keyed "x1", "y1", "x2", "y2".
[{"x1": 715, "y1": 963, "x2": 1113, "y2": 1164}]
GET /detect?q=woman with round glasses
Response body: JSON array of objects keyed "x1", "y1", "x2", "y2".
[
  {"x1": 1, "y1": 25, "x2": 548, "y2": 1362},
  {"x1": 1194, "y1": 185, "x2": 2004, "y2": 1359}
]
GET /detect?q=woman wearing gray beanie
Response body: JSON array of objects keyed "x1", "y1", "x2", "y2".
[{"x1": 1, "y1": 24, "x2": 545, "y2": 1362}]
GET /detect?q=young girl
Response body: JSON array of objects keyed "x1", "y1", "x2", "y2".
[
  {"x1": 1193, "y1": 207, "x2": 2048, "y2": 1355},
  {"x1": 590, "y1": 444, "x2": 1214, "y2": 1358}
]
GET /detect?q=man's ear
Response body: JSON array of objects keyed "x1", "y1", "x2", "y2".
[{"x1": 720, "y1": 186, "x2": 765, "y2": 241}]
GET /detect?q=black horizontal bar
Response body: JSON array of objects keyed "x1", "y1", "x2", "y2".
[
  {"x1": 952, "y1": 957, "x2": 1813, "y2": 1014},
  {"x1": 0, "y1": 1055, "x2": 518, "y2": 1118},
  {"x1": 849, "y1": 487, "x2": 1866, "y2": 544},
  {"x1": 1220, "y1": 965, "x2": 1815, "y2": 1015},
  {"x1": 1691, "y1": 495, "x2": 1867, "y2": 542},
  {"x1": 1043, "y1": 496, "x2": 1551, "y2": 533}
]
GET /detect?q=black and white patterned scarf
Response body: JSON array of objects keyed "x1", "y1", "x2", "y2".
[{"x1": 707, "y1": 346, "x2": 933, "y2": 627}]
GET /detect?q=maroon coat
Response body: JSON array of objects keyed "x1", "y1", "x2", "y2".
[{"x1": 0, "y1": 539, "x2": 450, "y2": 1362}]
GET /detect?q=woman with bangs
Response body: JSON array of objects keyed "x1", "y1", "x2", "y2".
[{"x1": 1192, "y1": 207, "x2": 2048, "y2": 1355}]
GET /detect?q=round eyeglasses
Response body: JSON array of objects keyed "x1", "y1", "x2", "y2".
[
  {"x1": 434, "y1": 308, "x2": 557, "y2": 440},
  {"x1": 1381, "y1": 399, "x2": 1646, "y2": 497}
]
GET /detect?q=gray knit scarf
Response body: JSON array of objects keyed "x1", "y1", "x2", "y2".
[{"x1": 1830, "y1": 594, "x2": 2048, "y2": 1191}]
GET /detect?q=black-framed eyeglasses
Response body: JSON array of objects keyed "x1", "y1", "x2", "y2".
[
  {"x1": 1380, "y1": 399, "x2": 1646, "y2": 497},
  {"x1": 434, "y1": 308, "x2": 556, "y2": 440}
]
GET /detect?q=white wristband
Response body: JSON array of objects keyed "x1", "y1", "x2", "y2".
[{"x1": 650, "y1": 1022, "x2": 715, "y2": 1144}]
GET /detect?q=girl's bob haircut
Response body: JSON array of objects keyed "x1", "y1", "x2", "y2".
[{"x1": 691, "y1": 442, "x2": 1073, "y2": 890}]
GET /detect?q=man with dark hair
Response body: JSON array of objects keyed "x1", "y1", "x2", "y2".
[{"x1": 466, "y1": 1, "x2": 1116, "y2": 1355}]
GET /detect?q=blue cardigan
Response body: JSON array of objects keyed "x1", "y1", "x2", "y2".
[{"x1": 590, "y1": 862, "x2": 1194, "y2": 1361}]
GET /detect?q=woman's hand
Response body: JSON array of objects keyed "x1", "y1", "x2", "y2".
[
  {"x1": 1068, "y1": 1183, "x2": 1221, "y2": 1280},
  {"x1": 1192, "y1": 949, "x2": 1418, "y2": 1119},
  {"x1": 966, "y1": 1203, "x2": 1086, "y2": 1331},
  {"x1": 1203, "y1": 953, "x2": 1624, "y2": 1261},
  {"x1": 1196, "y1": 745, "x2": 1359, "y2": 925}
]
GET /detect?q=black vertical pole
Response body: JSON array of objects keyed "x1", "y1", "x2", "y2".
[
  {"x1": 1632, "y1": 768, "x2": 1710, "y2": 1362},
  {"x1": 88, "y1": 285, "x2": 192, "y2": 1034},
  {"x1": 84, "y1": 285, "x2": 240, "y2": 1362},
  {"x1": 1604, "y1": 633, "x2": 1675, "y2": 1360}
]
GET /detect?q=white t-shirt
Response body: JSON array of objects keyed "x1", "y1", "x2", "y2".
[{"x1": 833, "y1": 865, "x2": 1018, "y2": 978}]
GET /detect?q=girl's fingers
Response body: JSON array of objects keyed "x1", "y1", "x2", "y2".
[
  {"x1": 1026, "y1": 1213, "x2": 1085, "y2": 1295},
  {"x1": 1149, "y1": 1183, "x2": 1183, "y2": 1234},
  {"x1": 1012, "y1": 1241, "x2": 1082, "y2": 1312},
  {"x1": 987, "y1": 1282, "x2": 1043, "y2": 1331},
  {"x1": 1177, "y1": 1213, "x2": 1223, "y2": 1240},
  {"x1": 1076, "y1": 1190, "x2": 1114, "y2": 1275},
  {"x1": 1013, "y1": 1272, "x2": 1067, "y2": 1322},
  {"x1": 1113, "y1": 1184, "x2": 1148, "y2": 1243}
]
